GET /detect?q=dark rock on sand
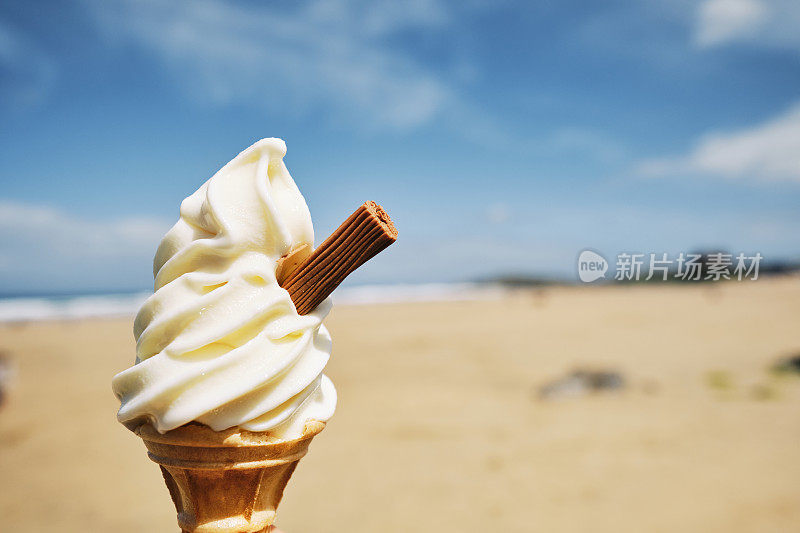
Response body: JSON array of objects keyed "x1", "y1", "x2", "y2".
[
  {"x1": 537, "y1": 368, "x2": 625, "y2": 400},
  {"x1": 0, "y1": 351, "x2": 15, "y2": 408},
  {"x1": 771, "y1": 354, "x2": 800, "y2": 375}
]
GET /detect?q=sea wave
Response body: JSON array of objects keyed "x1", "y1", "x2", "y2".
[
  {"x1": 0, "y1": 293, "x2": 151, "y2": 323},
  {"x1": 0, "y1": 283, "x2": 507, "y2": 323},
  {"x1": 335, "y1": 283, "x2": 508, "y2": 305}
]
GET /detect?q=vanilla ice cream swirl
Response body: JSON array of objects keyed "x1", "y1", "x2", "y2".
[{"x1": 112, "y1": 138, "x2": 336, "y2": 437}]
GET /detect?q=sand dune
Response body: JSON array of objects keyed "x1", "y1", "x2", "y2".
[{"x1": 1, "y1": 279, "x2": 799, "y2": 532}]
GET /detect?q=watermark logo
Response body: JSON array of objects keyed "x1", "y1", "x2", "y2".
[
  {"x1": 577, "y1": 250, "x2": 608, "y2": 283},
  {"x1": 577, "y1": 250, "x2": 763, "y2": 283}
]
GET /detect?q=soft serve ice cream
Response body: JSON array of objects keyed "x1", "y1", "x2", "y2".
[{"x1": 112, "y1": 138, "x2": 336, "y2": 438}]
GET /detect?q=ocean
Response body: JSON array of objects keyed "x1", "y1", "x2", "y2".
[{"x1": 0, "y1": 283, "x2": 508, "y2": 323}]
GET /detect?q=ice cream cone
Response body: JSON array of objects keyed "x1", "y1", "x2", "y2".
[{"x1": 135, "y1": 420, "x2": 325, "y2": 533}]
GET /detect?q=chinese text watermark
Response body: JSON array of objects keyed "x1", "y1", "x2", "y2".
[{"x1": 577, "y1": 250, "x2": 762, "y2": 283}]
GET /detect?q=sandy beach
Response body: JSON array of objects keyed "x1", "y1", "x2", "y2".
[{"x1": 1, "y1": 278, "x2": 799, "y2": 532}]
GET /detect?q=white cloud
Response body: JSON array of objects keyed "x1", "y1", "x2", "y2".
[
  {"x1": 81, "y1": 0, "x2": 456, "y2": 130},
  {"x1": 0, "y1": 20, "x2": 56, "y2": 108},
  {"x1": 0, "y1": 200, "x2": 170, "y2": 290},
  {"x1": 636, "y1": 101, "x2": 800, "y2": 183},
  {"x1": 695, "y1": 0, "x2": 767, "y2": 47},
  {"x1": 0, "y1": 201, "x2": 169, "y2": 260},
  {"x1": 694, "y1": 0, "x2": 800, "y2": 49}
]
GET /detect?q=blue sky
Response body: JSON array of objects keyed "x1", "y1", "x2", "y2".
[{"x1": 1, "y1": 0, "x2": 799, "y2": 293}]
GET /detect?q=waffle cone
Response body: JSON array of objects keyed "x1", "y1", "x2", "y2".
[{"x1": 135, "y1": 420, "x2": 325, "y2": 533}]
